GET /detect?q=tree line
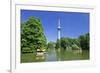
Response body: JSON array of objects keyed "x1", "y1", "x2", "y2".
[{"x1": 47, "y1": 33, "x2": 89, "y2": 51}]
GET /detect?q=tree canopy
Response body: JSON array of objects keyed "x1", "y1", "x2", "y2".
[
  {"x1": 47, "y1": 42, "x2": 55, "y2": 49},
  {"x1": 79, "y1": 33, "x2": 89, "y2": 50},
  {"x1": 21, "y1": 16, "x2": 47, "y2": 53},
  {"x1": 55, "y1": 33, "x2": 89, "y2": 51}
]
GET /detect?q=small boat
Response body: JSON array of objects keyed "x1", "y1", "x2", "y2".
[{"x1": 36, "y1": 49, "x2": 46, "y2": 56}]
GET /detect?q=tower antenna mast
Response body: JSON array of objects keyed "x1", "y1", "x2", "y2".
[{"x1": 57, "y1": 18, "x2": 61, "y2": 49}]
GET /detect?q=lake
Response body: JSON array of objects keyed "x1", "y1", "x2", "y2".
[{"x1": 21, "y1": 48, "x2": 89, "y2": 63}]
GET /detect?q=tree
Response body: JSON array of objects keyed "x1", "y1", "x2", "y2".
[
  {"x1": 55, "y1": 37, "x2": 72, "y2": 50},
  {"x1": 71, "y1": 44, "x2": 80, "y2": 50},
  {"x1": 55, "y1": 33, "x2": 89, "y2": 51},
  {"x1": 79, "y1": 33, "x2": 89, "y2": 50},
  {"x1": 47, "y1": 42, "x2": 55, "y2": 49},
  {"x1": 21, "y1": 16, "x2": 47, "y2": 53},
  {"x1": 55, "y1": 39, "x2": 60, "y2": 49},
  {"x1": 60, "y1": 38, "x2": 69, "y2": 50}
]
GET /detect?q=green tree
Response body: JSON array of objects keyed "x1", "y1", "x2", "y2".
[
  {"x1": 55, "y1": 38, "x2": 71, "y2": 50},
  {"x1": 55, "y1": 37, "x2": 81, "y2": 50},
  {"x1": 55, "y1": 39, "x2": 60, "y2": 49},
  {"x1": 21, "y1": 16, "x2": 47, "y2": 53},
  {"x1": 71, "y1": 44, "x2": 80, "y2": 50},
  {"x1": 47, "y1": 42, "x2": 55, "y2": 49},
  {"x1": 55, "y1": 33, "x2": 89, "y2": 51},
  {"x1": 79, "y1": 33, "x2": 89, "y2": 50},
  {"x1": 60, "y1": 38, "x2": 69, "y2": 50}
]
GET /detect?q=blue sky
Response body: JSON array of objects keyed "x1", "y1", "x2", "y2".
[{"x1": 21, "y1": 10, "x2": 89, "y2": 42}]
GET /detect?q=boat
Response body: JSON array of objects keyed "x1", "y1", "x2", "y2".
[{"x1": 36, "y1": 49, "x2": 46, "y2": 56}]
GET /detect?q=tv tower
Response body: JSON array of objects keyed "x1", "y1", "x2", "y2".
[
  {"x1": 57, "y1": 18, "x2": 61, "y2": 50},
  {"x1": 58, "y1": 19, "x2": 61, "y2": 40}
]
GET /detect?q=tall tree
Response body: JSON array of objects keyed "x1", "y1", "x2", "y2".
[{"x1": 21, "y1": 16, "x2": 47, "y2": 53}]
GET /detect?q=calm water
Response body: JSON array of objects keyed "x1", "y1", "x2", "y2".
[{"x1": 21, "y1": 48, "x2": 89, "y2": 63}]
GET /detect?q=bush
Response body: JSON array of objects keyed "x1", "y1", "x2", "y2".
[
  {"x1": 22, "y1": 47, "x2": 33, "y2": 53},
  {"x1": 71, "y1": 44, "x2": 80, "y2": 50}
]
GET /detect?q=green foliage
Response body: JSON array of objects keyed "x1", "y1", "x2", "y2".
[
  {"x1": 47, "y1": 42, "x2": 55, "y2": 49},
  {"x1": 60, "y1": 38, "x2": 70, "y2": 49},
  {"x1": 55, "y1": 37, "x2": 80, "y2": 50},
  {"x1": 71, "y1": 44, "x2": 80, "y2": 50},
  {"x1": 21, "y1": 16, "x2": 47, "y2": 53},
  {"x1": 79, "y1": 33, "x2": 89, "y2": 50},
  {"x1": 55, "y1": 39, "x2": 60, "y2": 49},
  {"x1": 55, "y1": 33, "x2": 89, "y2": 51},
  {"x1": 22, "y1": 47, "x2": 33, "y2": 53}
]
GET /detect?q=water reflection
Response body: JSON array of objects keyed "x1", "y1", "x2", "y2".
[
  {"x1": 45, "y1": 48, "x2": 57, "y2": 61},
  {"x1": 35, "y1": 52, "x2": 46, "y2": 62},
  {"x1": 35, "y1": 48, "x2": 89, "y2": 62},
  {"x1": 21, "y1": 48, "x2": 89, "y2": 63}
]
